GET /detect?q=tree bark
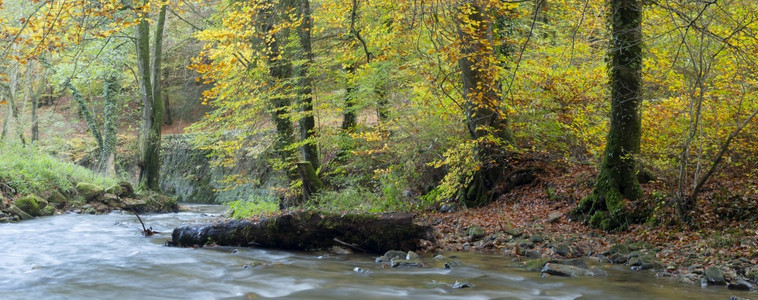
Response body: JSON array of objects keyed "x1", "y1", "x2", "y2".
[
  {"x1": 137, "y1": 4, "x2": 166, "y2": 191},
  {"x1": 296, "y1": 0, "x2": 319, "y2": 171},
  {"x1": 572, "y1": 0, "x2": 643, "y2": 231},
  {"x1": 341, "y1": 65, "x2": 357, "y2": 131},
  {"x1": 457, "y1": 1, "x2": 510, "y2": 207},
  {"x1": 101, "y1": 74, "x2": 120, "y2": 175},
  {"x1": 170, "y1": 211, "x2": 432, "y2": 253}
]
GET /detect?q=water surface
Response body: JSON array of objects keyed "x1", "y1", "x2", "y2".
[{"x1": 0, "y1": 205, "x2": 753, "y2": 299}]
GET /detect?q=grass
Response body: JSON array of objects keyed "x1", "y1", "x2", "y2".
[
  {"x1": 0, "y1": 142, "x2": 117, "y2": 196},
  {"x1": 226, "y1": 196, "x2": 280, "y2": 219}
]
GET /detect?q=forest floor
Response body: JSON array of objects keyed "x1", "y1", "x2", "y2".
[{"x1": 418, "y1": 158, "x2": 758, "y2": 288}]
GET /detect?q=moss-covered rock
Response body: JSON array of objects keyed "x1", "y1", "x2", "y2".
[
  {"x1": 42, "y1": 205, "x2": 56, "y2": 216},
  {"x1": 525, "y1": 258, "x2": 550, "y2": 271},
  {"x1": 125, "y1": 192, "x2": 179, "y2": 213},
  {"x1": 15, "y1": 194, "x2": 43, "y2": 217},
  {"x1": 117, "y1": 181, "x2": 135, "y2": 198},
  {"x1": 105, "y1": 184, "x2": 123, "y2": 196},
  {"x1": 7, "y1": 204, "x2": 34, "y2": 220},
  {"x1": 466, "y1": 226, "x2": 485, "y2": 240},
  {"x1": 46, "y1": 190, "x2": 68, "y2": 208},
  {"x1": 76, "y1": 182, "x2": 104, "y2": 202}
]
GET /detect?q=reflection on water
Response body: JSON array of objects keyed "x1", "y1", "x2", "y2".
[{"x1": 0, "y1": 204, "x2": 753, "y2": 299}]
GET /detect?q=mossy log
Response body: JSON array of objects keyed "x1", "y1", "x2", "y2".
[{"x1": 170, "y1": 211, "x2": 432, "y2": 253}]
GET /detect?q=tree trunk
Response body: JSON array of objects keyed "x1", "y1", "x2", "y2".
[
  {"x1": 163, "y1": 93, "x2": 173, "y2": 125},
  {"x1": 341, "y1": 65, "x2": 357, "y2": 131},
  {"x1": 31, "y1": 68, "x2": 46, "y2": 143},
  {"x1": 261, "y1": 2, "x2": 296, "y2": 177},
  {"x1": 296, "y1": 0, "x2": 319, "y2": 171},
  {"x1": 297, "y1": 161, "x2": 323, "y2": 200},
  {"x1": 66, "y1": 81, "x2": 104, "y2": 154},
  {"x1": 137, "y1": 4, "x2": 166, "y2": 191},
  {"x1": 571, "y1": 0, "x2": 643, "y2": 231},
  {"x1": 170, "y1": 211, "x2": 432, "y2": 253},
  {"x1": 101, "y1": 74, "x2": 120, "y2": 175},
  {"x1": 457, "y1": 1, "x2": 510, "y2": 207}
]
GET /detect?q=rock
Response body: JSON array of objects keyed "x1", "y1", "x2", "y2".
[
  {"x1": 554, "y1": 244, "x2": 571, "y2": 257},
  {"x1": 118, "y1": 181, "x2": 136, "y2": 198},
  {"x1": 541, "y1": 263, "x2": 598, "y2": 277},
  {"x1": 548, "y1": 212, "x2": 562, "y2": 223},
  {"x1": 525, "y1": 250, "x2": 541, "y2": 259},
  {"x1": 450, "y1": 281, "x2": 474, "y2": 289},
  {"x1": 76, "y1": 183, "x2": 104, "y2": 202},
  {"x1": 41, "y1": 205, "x2": 55, "y2": 216},
  {"x1": 439, "y1": 204, "x2": 456, "y2": 213},
  {"x1": 375, "y1": 256, "x2": 390, "y2": 263},
  {"x1": 525, "y1": 258, "x2": 550, "y2": 272},
  {"x1": 729, "y1": 296, "x2": 750, "y2": 300},
  {"x1": 557, "y1": 258, "x2": 588, "y2": 269},
  {"x1": 432, "y1": 254, "x2": 446, "y2": 261},
  {"x1": 384, "y1": 250, "x2": 406, "y2": 260},
  {"x1": 678, "y1": 273, "x2": 700, "y2": 285},
  {"x1": 705, "y1": 266, "x2": 726, "y2": 285},
  {"x1": 391, "y1": 259, "x2": 423, "y2": 268},
  {"x1": 529, "y1": 235, "x2": 544, "y2": 243},
  {"x1": 609, "y1": 252, "x2": 628, "y2": 264},
  {"x1": 505, "y1": 228, "x2": 522, "y2": 238},
  {"x1": 466, "y1": 226, "x2": 485, "y2": 240},
  {"x1": 105, "y1": 184, "x2": 123, "y2": 196},
  {"x1": 406, "y1": 251, "x2": 420, "y2": 260},
  {"x1": 727, "y1": 279, "x2": 753, "y2": 291},
  {"x1": 330, "y1": 246, "x2": 352, "y2": 255},
  {"x1": 15, "y1": 194, "x2": 43, "y2": 217},
  {"x1": 7, "y1": 205, "x2": 34, "y2": 220},
  {"x1": 606, "y1": 243, "x2": 630, "y2": 255},
  {"x1": 46, "y1": 190, "x2": 68, "y2": 208},
  {"x1": 687, "y1": 264, "x2": 704, "y2": 275}
]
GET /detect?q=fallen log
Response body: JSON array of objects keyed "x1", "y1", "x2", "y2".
[{"x1": 169, "y1": 211, "x2": 432, "y2": 253}]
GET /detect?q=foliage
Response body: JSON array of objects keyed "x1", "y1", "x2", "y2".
[
  {"x1": 0, "y1": 142, "x2": 117, "y2": 196},
  {"x1": 226, "y1": 197, "x2": 280, "y2": 219}
]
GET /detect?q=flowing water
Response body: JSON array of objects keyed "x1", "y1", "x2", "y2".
[{"x1": 0, "y1": 204, "x2": 754, "y2": 300}]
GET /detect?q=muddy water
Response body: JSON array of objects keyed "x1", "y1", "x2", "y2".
[{"x1": 0, "y1": 205, "x2": 753, "y2": 299}]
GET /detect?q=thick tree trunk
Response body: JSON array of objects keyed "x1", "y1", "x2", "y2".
[
  {"x1": 137, "y1": 4, "x2": 166, "y2": 190},
  {"x1": 296, "y1": 0, "x2": 320, "y2": 172},
  {"x1": 170, "y1": 211, "x2": 432, "y2": 253},
  {"x1": 572, "y1": 0, "x2": 643, "y2": 231},
  {"x1": 457, "y1": 1, "x2": 510, "y2": 207},
  {"x1": 297, "y1": 161, "x2": 323, "y2": 199}
]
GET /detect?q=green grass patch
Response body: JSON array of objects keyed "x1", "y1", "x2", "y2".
[
  {"x1": 0, "y1": 143, "x2": 117, "y2": 196},
  {"x1": 226, "y1": 196, "x2": 280, "y2": 219}
]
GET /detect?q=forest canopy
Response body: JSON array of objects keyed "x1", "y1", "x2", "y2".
[{"x1": 0, "y1": 0, "x2": 757, "y2": 231}]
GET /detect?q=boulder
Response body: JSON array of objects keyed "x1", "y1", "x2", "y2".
[
  {"x1": 383, "y1": 250, "x2": 406, "y2": 260},
  {"x1": 76, "y1": 183, "x2": 104, "y2": 202},
  {"x1": 104, "y1": 185, "x2": 123, "y2": 196},
  {"x1": 554, "y1": 244, "x2": 571, "y2": 257},
  {"x1": 46, "y1": 190, "x2": 68, "y2": 208},
  {"x1": 525, "y1": 258, "x2": 550, "y2": 271},
  {"x1": 118, "y1": 181, "x2": 136, "y2": 198},
  {"x1": 606, "y1": 243, "x2": 630, "y2": 255},
  {"x1": 15, "y1": 194, "x2": 43, "y2": 217},
  {"x1": 466, "y1": 226, "x2": 485, "y2": 240},
  {"x1": 41, "y1": 205, "x2": 55, "y2": 216},
  {"x1": 705, "y1": 266, "x2": 726, "y2": 285},
  {"x1": 7, "y1": 205, "x2": 34, "y2": 220}
]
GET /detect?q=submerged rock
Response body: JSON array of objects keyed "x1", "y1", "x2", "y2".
[
  {"x1": 391, "y1": 259, "x2": 423, "y2": 268},
  {"x1": 541, "y1": 263, "x2": 603, "y2": 277},
  {"x1": 450, "y1": 281, "x2": 474, "y2": 289}
]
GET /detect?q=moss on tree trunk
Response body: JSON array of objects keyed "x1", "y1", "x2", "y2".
[{"x1": 571, "y1": 0, "x2": 643, "y2": 231}]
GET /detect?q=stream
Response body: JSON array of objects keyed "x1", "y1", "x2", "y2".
[{"x1": 0, "y1": 204, "x2": 753, "y2": 299}]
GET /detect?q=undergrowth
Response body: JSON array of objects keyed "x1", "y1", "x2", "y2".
[{"x1": 0, "y1": 143, "x2": 117, "y2": 196}]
